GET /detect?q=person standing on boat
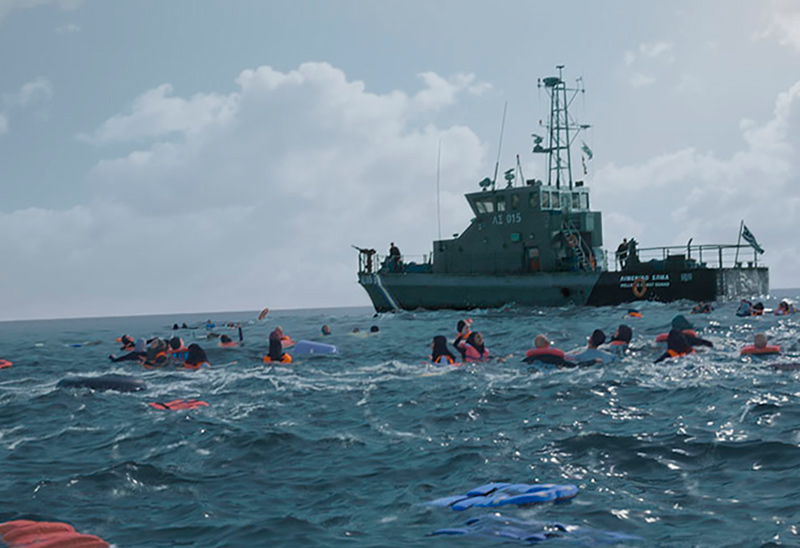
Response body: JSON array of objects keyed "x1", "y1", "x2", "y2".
[
  {"x1": 616, "y1": 238, "x2": 628, "y2": 269},
  {"x1": 389, "y1": 242, "x2": 402, "y2": 272}
]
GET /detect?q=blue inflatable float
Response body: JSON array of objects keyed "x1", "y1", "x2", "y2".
[
  {"x1": 292, "y1": 340, "x2": 338, "y2": 356},
  {"x1": 58, "y1": 374, "x2": 147, "y2": 392},
  {"x1": 429, "y1": 482, "x2": 578, "y2": 510}
]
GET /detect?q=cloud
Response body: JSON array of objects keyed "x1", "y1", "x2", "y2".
[
  {"x1": 763, "y1": 0, "x2": 800, "y2": 50},
  {"x1": 0, "y1": 77, "x2": 53, "y2": 134},
  {"x1": 594, "y1": 78, "x2": 800, "y2": 288},
  {"x1": 0, "y1": 62, "x2": 488, "y2": 320},
  {"x1": 624, "y1": 41, "x2": 675, "y2": 66},
  {"x1": 77, "y1": 84, "x2": 237, "y2": 144},
  {"x1": 0, "y1": 0, "x2": 81, "y2": 25}
]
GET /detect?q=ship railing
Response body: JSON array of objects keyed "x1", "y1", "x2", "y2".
[
  {"x1": 610, "y1": 243, "x2": 763, "y2": 271},
  {"x1": 358, "y1": 253, "x2": 433, "y2": 274}
]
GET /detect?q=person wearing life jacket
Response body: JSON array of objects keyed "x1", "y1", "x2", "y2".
[
  {"x1": 116, "y1": 334, "x2": 136, "y2": 351},
  {"x1": 143, "y1": 338, "x2": 169, "y2": 369},
  {"x1": 752, "y1": 302, "x2": 765, "y2": 315},
  {"x1": 321, "y1": 324, "x2": 332, "y2": 336},
  {"x1": 741, "y1": 332, "x2": 781, "y2": 356},
  {"x1": 453, "y1": 319, "x2": 473, "y2": 359},
  {"x1": 655, "y1": 315, "x2": 712, "y2": 349},
  {"x1": 736, "y1": 299, "x2": 753, "y2": 317},
  {"x1": 523, "y1": 335, "x2": 570, "y2": 366},
  {"x1": 567, "y1": 329, "x2": 614, "y2": 365},
  {"x1": 654, "y1": 330, "x2": 696, "y2": 363},
  {"x1": 165, "y1": 336, "x2": 190, "y2": 363},
  {"x1": 181, "y1": 343, "x2": 210, "y2": 369},
  {"x1": 458, "y1": 332, "x2": 490, "y2": 362},
  {"x1": 691, "y1": 301, "x2": 713, "y2": 314},
  {"x1": 269, "y1": 326, "x2": 295, "y2": 348},
  {"x1": 431, "y1": 335, "x2": 458, "y2": 365},
  {"x1": 608, "y1": 324, "x2": 633, "y2": 357},
  {"x1": 264, "y1": 336, "x2": 292, "y2": 364},
  {"x1": 625, "y1": 309, "x2": 643, "y2": 318},
  {"x1": 775, "y1": 300, "x2": 796, "y2": 316},
  {"x1": 109, "y1": 337, "x2": 147, "y2": 362}
]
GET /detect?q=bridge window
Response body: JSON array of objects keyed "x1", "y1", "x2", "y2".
[
  {"x1": 511, "y1": 194, "x2": 520, "y2": 210},
  {"x1": 541, "y1": 192, "x2": 551, "y2": 209},
  {"x1": 581, "y1": 192, "x2": 589, "y2": 210},
  {"x1": 497, "y1": 197, "x2": 506, "y2": 212},
  {"x1": 474, "y1": 197, "x2": 495, "y2": 214}
]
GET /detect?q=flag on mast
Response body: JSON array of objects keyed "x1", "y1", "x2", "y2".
[
  {"x1": 581, "y1": 141, "x2": 593, "y2": 160},
  {"x1": 741, "y1": 224, "x2": 764, "y2": 254}
]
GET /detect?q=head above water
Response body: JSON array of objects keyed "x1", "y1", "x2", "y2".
[
  {"x1": 754, "y1": 332, "x2": 768, "y2": 349},
  {"x1": 671, "y1": 315, "x2": 693, "y2": 331},
  {"x1": 370, "y1": 325, "x2": 380, "y2": 333},
  {"x1": 321, "y1": 324, "x2": 331, "y2": 335},
  {"x1": 589, "y1": 329, "x2": 606, "y2": 348},
  {"x1": 613, "y1": 324, "x2": 633, "y2": 344},
  {"x1": 169, "y1": 337, "x2": 183, "y2": 350},
  {"x1": 534, "y1": 334, "x2": 549, "y2": 349}
]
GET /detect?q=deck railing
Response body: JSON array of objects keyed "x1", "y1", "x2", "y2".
[{"x1": 610, "y1": 243, "x2": 763, "y2": 272}]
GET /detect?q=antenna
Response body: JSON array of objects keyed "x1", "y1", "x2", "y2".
[
  {"x1": 436, "y1": 140, "x2": 442, "y2": 241},
  {"x1": 491, "y1": 101, "x2": 508, "y2": 190}
]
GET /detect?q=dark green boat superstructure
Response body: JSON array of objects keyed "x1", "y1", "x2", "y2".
[{"x1": 356, "y1": 66, "x2": 768, "y2": 312}]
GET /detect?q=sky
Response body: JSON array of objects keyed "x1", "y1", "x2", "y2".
[{"x1": 1, "y1": 0, "x2": 799, "y2": 321}]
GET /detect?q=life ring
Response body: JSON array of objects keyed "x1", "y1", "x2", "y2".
[
  {"x1": 567, "y1": 234, "x2": 578, "y2": 247},
  {"x1": 632, "y1": 277, "x2": 647, "y2": 298}
]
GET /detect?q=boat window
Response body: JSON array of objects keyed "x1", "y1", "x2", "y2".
[
  {"x1": 581, "y1": 192, "x2": 589, "y2": 210},
  {"x1": 560, "y1": 193, "x2": 570, "y2": 210},
  {"x1": 572, "y1": 192, "x2": 581, "y2": 210},
  {"x1": 497, "y1": 197, "x2": 506, "y2": 212},
  {"x1": 511, "y1": 194, "x2": 520, "y2": 210},
  {"x1": 541, "y1": 191, "x2": 551, "y2": 209},
  {"x1": 474, "y1": 197, "x2": 495, "y2": 214},
  {"x1": 529, "y1": 192, "x2": 537, "y2": 208}
]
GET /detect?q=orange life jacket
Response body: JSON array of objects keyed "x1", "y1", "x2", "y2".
[
  {"x1": 655, "y1": 329, "x2": 697, "y2": 343},
  {"x1": 263, "y1": 354, "x2": 292, "y2": 364},
  {"x1": 741, "y1": 344, "x2": 781, "y2": 355}
]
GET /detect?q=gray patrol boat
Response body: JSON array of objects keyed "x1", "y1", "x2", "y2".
[{"x1": 356, "y1": 66, "x2": 768, "y2": 312}]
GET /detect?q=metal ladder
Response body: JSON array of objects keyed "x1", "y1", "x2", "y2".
[{"x1": 562, "y1": 218, "x2": 593, "y2": 271}]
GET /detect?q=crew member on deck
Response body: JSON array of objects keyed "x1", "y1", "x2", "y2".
[
  {"x1": 616, "y1": 238, "x2": 628, "y2": 269},
  {"x1": 389, "y1": 242, "x2": 402, "y2": 272}
]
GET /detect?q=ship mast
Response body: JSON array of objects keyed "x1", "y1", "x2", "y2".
[{"x1": 533, "y1": 65, "x2": 589, "y2": 190}]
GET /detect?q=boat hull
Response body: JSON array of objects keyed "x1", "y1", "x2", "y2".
[{"x1": 358, "y1": 267, "x2": 768, "y2": 312}]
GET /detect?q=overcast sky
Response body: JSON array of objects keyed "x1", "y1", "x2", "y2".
[{"x1": 1, "y1": 0, "x2": 799, "y2": 320}]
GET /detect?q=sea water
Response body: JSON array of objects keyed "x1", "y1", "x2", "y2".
[{"x1": 1, "y1": 293, "x2": 800, "y2": 548}]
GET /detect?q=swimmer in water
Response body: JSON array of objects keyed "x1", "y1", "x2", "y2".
[
  {"x1": 109, "y1": 337, "x2": 147, "y2": 362},
  {"x1": 431, "y1": 335, "x2": 457, "y2": 365}
]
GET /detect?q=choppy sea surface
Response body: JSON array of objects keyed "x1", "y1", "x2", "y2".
[{"x1": 2, "y1": 292, "x2": 800, "y2": 547}]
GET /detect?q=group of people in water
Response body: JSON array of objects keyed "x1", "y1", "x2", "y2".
[
  {"x1": 736, "y1": 299, "x2": 796, "y2": 317},
  {"x1": 429, "y1": 307, "x2": 791, "y2": 367}
]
